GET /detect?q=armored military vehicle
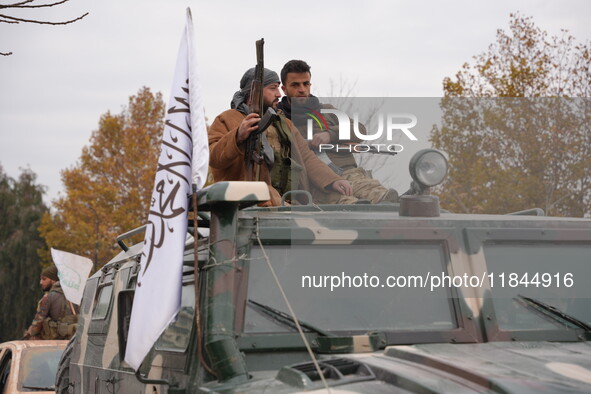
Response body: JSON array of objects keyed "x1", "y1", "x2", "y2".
[{"x1": 56, "y1": 149, "x2": 591, "y2": 393}]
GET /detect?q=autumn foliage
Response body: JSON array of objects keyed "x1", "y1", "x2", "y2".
[
  {"x1": 431, "y1": 14, "x2": 591, "y2": 217},
  {"x1": 39, "y1": 87, "x2": 165, "y2": 270}
]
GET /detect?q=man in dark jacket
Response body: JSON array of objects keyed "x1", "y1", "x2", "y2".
[
  {"x1": 24, "y1": 265, "x2": 78, "y2": 340},
  {"x1": 278, "y1": 59, "x2": 398, "y2": 204}
]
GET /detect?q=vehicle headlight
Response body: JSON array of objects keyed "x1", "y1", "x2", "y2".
[{"x1": 409, "y1": 149, "x2": 448, "y2": 189}]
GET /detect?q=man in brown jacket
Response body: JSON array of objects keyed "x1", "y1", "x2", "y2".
[
  {"x1": 24, "y1": 265, "x2": 78, "y2": 340},
  {"x1": 278, "y1": 59, "x2": 398, "y2": 204},
  {"x1": 208, "y1": 67, "x2": 354, "y2": 206}
]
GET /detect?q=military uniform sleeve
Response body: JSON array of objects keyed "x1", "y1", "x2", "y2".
[
  {"x1": 289, "y1": 120, "x2": 343, "y2": 190},
  {"x1": 25, "y1": 294, "x2": 50, "y2": 338},
  {"x1": 208, "y1": 110, "x2": 246, "y2": 170}
]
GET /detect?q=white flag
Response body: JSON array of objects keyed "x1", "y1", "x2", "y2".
[
  {"x1": 50, "y1": 248, "x2": 93, "y2": 306},
  {"x1": 125, "y1": 8, "x2": 209, "y2": 370}
]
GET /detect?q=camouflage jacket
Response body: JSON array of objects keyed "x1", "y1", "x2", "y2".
[{"x1": 25, "y1": 282, "x2": 77, "y2": 339}]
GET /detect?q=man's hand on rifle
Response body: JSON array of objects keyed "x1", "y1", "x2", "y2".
[
  {"x1": 330, "y1": 179, "x2": 353, "y2": 196},
  {"x1": 237, "y1": 113, "x2": 261, "y2": 143}
]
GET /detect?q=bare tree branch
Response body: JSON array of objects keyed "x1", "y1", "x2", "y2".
[
  {"x1": 0, "y1": 11, "x2": 87, "y2": 25},
  {"x1": 1, "y1": 0, "x2": 71, "y2": 9},
  {"x1": 0, "y1": 0, "x2": 36, "y2": 8},
  {"x1": 1, "y1": 0, "x2": 88, "y2": 54}
]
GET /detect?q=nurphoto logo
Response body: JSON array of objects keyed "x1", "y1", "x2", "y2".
[{"x1": 305, "y1": 108, "x2": 419, "y2": 154}]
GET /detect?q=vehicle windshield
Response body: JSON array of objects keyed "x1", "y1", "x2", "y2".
[
  {"x1": 244, "y1": 243, "x2": 456, "y2": 334},
  {"x1": 19, "y1": 347, "x2": 63, "y2": 391},
  {"x1": 244, "y1": 241, "x2": 591, "y2": 341},
  {"x1": 483, "y1": 242, "x2": 591, "y2": 330}
]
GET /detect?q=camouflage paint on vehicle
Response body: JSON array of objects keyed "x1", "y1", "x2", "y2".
[{"x1": 58, "y1": 181, "x2": 591, "y2": 393}]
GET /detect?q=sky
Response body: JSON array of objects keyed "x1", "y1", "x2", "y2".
[{"x1": 1, "y1": 0, "x2": 590, "y2": 203}]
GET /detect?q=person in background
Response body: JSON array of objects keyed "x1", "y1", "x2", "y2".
[{"x1": 23, "y1": 265, "x2": 78, "y2": 340}]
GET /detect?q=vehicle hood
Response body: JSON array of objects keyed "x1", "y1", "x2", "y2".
[
  {"x1": 363, "y1": 342, "x2": 591, "y2": 393},
  {"x1": 227, "y1": 341, "x2": 591, "y2": 393}
]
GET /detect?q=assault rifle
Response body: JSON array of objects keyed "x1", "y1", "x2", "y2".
[{"x1": 245, "y1": 38, "x2": 276, "y2": 181}]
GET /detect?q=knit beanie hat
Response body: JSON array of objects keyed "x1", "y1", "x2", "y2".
[{"x1": 41, "y1": 265, "x2": 59, "y2": 281}]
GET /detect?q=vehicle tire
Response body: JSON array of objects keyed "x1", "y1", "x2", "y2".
[{"x1": 55, "y1": 335, "x2": 75, "y2": 393}]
